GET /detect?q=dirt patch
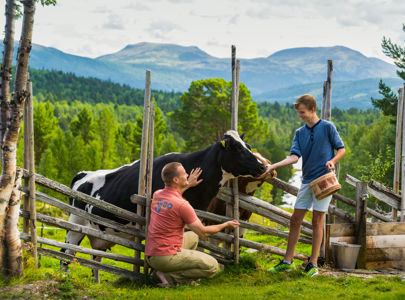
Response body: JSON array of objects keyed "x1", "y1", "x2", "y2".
[
  {"x1": 0, "y1": 279, "x2": 92, "y2": 300},
  {"x1": 320, "y1": 267, "x2": 405, "y2": 279}
]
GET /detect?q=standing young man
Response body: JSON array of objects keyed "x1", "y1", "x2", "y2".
[
  {"x1": 263, "y1": 94, "x2": 345, "y2": 277},
  {"x1": 145, "y1": 162, "x2": 240, "y2": 287}
]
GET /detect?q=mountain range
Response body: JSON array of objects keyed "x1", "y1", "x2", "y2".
[{"x1": 1, "y1": 42, "x2": 402, "y2": 109}]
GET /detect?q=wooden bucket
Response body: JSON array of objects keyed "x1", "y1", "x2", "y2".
[{"x1": 309, "y1": 172, "x2": 341, "y2": 200}]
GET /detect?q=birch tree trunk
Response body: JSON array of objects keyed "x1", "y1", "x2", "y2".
[
  {"x1": 4, "y1": 168, "x2": 23, "y2": 276},
  {"x1": 0, "y1": 0, "x2": 16, "y2": 147},
  {"x1": 0, "y1": 0, "x2": 35, "y2": 273}
]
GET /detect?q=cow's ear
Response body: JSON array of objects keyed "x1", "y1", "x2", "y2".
[
  {"x1": 220, "y1": 140, "x2": 226, "y2": 148},
  {"x1": 240, "y1": 133, "x2": 245, "y2": 140}
]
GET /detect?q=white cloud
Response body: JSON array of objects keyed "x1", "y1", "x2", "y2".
[
  {"x1": 103, "y1": 15, "x2": 125, "y2": 30},
  {"x1": 0, "y1": 0, "x2": 403, "y2": 63}
]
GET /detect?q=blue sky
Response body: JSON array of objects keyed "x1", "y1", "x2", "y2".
[{"x1": 1, "y1": 0, "x2": 404, "y2": 63}]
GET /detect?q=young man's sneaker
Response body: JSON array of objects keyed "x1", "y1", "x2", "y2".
[
  {"x1": 304, "y1": 262, "x2": 319, "y2": 277},
  {"x1": 268, "y1": 260, "x2": 294, "y2": 273}
]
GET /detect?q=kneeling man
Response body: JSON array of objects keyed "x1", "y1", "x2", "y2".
[{"x1": 145, "y1": 162, "x2": 239, "y2": 287}]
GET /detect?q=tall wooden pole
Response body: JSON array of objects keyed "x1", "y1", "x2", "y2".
[
  {"x1": 135, "y1": 70, "x2": 151, "y2": 273},
  {"x1": 225, "y1": 47, "x2": 236, "y2": 250},
  {"x1": 321, "y1": 81, "x2": 327, "y2": 120},
  {"x1": 400, "y1": 85, "x2": 405, "y2": 222},
  {"x1": 232, "y1": 59, "x2": 241, "y2": 264},
  {"x1": 27, "y1": 77, "x2": 37, "y2": 266},
  {"x1": 144, "y1": 101, "x2": 155, "y2": 274},
  {"x1": 321, "y1": 60, "x2": 333, "y2": 259},
  {"x1": 393, "y1": 86, "x2": 404, "y2": 221},
  {"x1": 326, "y1": 60, "x2": 333, "y2": 121}
]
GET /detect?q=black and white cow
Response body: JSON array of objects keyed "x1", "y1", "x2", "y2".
[{"x1": 62, "y1": 130, "x2": 266, "y2": 264}]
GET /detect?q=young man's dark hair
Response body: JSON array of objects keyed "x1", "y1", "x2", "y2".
[{"x1": 161, "y1": 162, "x2": 182, "y2": 186}]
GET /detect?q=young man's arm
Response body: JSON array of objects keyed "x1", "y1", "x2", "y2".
[
  {"x1": 260, "y1": 154, "x2": 299, "y2": 177},
  {"x1": 187, "y1": 218, "x2": 240, "y2": 239},
  {"x1": 326, "y1": 148, "x2": 345, "y2": 171}
]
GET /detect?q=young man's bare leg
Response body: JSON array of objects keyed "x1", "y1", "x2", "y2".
[
  {"x1": 309, "y1": 210, "x2": 325, "y2": 265},
  {"x1": 284, "y1": 209, "x2": 307, "y2": 262}
]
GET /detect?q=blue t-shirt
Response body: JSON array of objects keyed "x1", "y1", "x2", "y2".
[{"x1": 290, "y1": 119, "x2": 344, "y2": 184}]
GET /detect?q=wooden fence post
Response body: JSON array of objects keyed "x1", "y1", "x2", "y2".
[
  {"x1": 400, "y1": 85, "x2": 405, "y2": 222},
  {"x1": 135, "y1": 70, "x2": 151, "y2": 273},
  {"x1": 394, "y1": 86, "x2": 404, "y2": 221},
  {"x1": 144, "y1": 101, "x2": 155, "y2": 273},
  {"x1": 355, "y1": 181, "x2": 368, "y2": 268},
  {"x1": 231, "y1": 58, "x2": 241, "y2": 264},
  {"x1": 225, "y1": 46, "x2": 236, "y2": 254},
  {"x1": 26, "y1": 75, "x2": 37, "y2": 266}
]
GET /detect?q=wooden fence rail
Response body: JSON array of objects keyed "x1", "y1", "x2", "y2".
[
  {"x1": 20, "y1": 210, "x2": 144, "y2": 252},
  {"x1": 20, "y1": 233, "x2": 143, "y2": 266},
  {"x1": 346, "y1": 174, "x2": 400, "y2": 210},
  {"x1": 19, "y1": 167, "x2": 145, "y2": 225},
  {"x1": 21, "y1": 187, "x2": 145, "y2": 239}
]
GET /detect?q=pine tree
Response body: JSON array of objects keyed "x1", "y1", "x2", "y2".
[{"x1": 371, "y1": 24, "x2": 405, "y2": 116}]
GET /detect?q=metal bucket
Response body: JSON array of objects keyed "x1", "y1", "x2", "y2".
[{"x1": 332, "y1": 242, "x2": 361, "y2": 271}]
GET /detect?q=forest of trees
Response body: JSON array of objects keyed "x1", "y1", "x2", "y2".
[{"x1": 7, "y1": 68, "x2": 396, "y2": 210}]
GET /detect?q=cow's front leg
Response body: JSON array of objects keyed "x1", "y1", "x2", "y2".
[
  {"x1": 91, "y1": 254, "x2": 103, "y2": 283},
  {"x1": 61, "y1": 214, "x2": 88, "y2": 271}
]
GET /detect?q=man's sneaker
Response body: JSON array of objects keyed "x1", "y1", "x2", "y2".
[
  {"x1": 304, "y1": 262, "x2": 319, "y2": 277},
  {"x1": 268, "y1": 260, "x2": 294, "y2": 273}
]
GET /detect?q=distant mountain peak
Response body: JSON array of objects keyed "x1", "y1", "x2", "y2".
[{"x1": 97, "y1": 42, "x2": 212, "y2": 62}]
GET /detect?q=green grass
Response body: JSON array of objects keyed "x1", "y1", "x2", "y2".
[{"x1": 1, "y1": 215, "x2": 405, "y2": 299}]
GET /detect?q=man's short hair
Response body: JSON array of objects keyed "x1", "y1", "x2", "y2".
[
  {"x1": 161, "y1": 162, "x2": 182, "y2": 186},
  {"x1": 294, "y1": 94, "x2": 317, "y2": 111}
]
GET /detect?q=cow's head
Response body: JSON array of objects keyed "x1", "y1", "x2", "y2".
[{"x1": 218, "y1": 130, "x2": 266, "y2": 185}]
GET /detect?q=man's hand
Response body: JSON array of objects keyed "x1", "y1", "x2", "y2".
[
  {"x1": 326, "y1": 160, "x2": 335, "y2": 171},
  {"x1": 225, "y1": 220, "x2": 240, "y2": 229},
  {"x1": 258, "y1": 164, "x2": 274, "y2": 179},
  {"x1": 187, "y1": 168, "x2": 203, "y2": 188}
]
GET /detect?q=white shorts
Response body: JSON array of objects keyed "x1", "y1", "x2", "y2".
[{"x1": 294, "y1": 183, "x2": 332, "y2": 212}]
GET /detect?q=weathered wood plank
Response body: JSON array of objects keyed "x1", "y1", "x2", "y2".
[
  {"x1": 196, "y1": 210, "x2": 312, "y2": 244},
  {"x1": 369, "y1": 180, "x2": 401, "y2": 202},
  {"x1": 366, "y1": 235, "x2": 405, "y2": 249},
  {"x1": 23, "y1": 188, "x2": 145, "y2": 239},
  {"x1": 366, "y1": 247, "x2": 405, "y2": 262},
  {"x1": 328, "y1": 204, "x2": 355, "y2": 223},
  {"x1": 220, "y1": 187, "x2": 313, "y2": 229},
  {"x1": 130, "y1": 194, "x2": 146, "y2": 206},
  {"x1": 333, "y1": 193, "x2": 391, "y2": 222},
  {"x1": 198, "y1": 240, "x2": 233, "y2": 258},
  {"x1": 329, "y1": 236, "x2": 356, "y2": 244},
  {"x1": 217, "y1": 191, "x2": 313, "y2": 236},
  {"x1": 38, "y1": 248, "x2": 145, "y2": 280},
  {"x1": 328, "y1": 223, "x2": 355, "y2": 237},
  {"x1": 20, "y1": 233, "x2": 143, "y2": 266},
  {"x1": 365, "y1": 260, "x2": 405, "y2": 270},
  {"x1": 209, "y1": 232, "x2": 308, "y2": 261},
  {"x1": 345, "y1": 174, "x2": 400, "y2": 209},
  {"x1": 367, "y1": 222, "x2": 405, "y2": 236},
  {"x1": 20, "y1": 210, "x2": 145, "y2": 252},
  {"x1": 266, "y1": 177, "x2": 299, "y2": 196},
  {"x1": 19, "y1": 167, "x2": 145, "y2": 225}
]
